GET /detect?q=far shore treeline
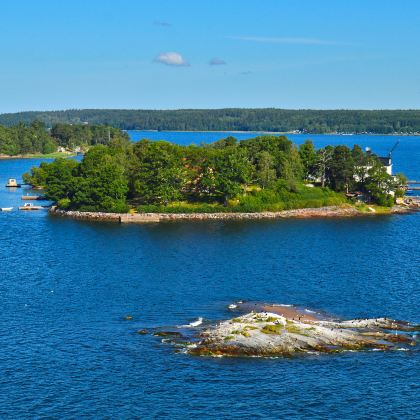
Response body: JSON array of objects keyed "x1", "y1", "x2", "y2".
[
  {"x1": 0, "y1": 121, "x2": 128, "y2": 156},
  {"x1": 24, "y1": 134, "x2": 405, "y2": 213},
  {"x1": 1, "y1": 109, "x2": 420, "y2": 134}
]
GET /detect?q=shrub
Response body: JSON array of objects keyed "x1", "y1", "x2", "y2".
[{"x1": 57, "y1": 198, "x2": 71, "y2": 209}]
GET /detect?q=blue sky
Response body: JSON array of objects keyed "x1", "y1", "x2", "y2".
[{"x1": 0, "y1": 0, "x2": 419, "y2": 112}]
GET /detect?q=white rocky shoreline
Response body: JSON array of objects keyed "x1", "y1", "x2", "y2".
[{"x1": 186, "y1": 310, "x2": 419, "y2": 357}]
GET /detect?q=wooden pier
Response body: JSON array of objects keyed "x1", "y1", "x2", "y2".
[
  {"x1": 406, "y1": 181, "x2": 420, "y2": 191},
  {"x1": 21, "y1": 195, "x2": 45, "y2": 200}
]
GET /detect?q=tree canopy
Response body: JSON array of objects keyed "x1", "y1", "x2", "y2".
[
  {"x1": 24, "y1": 135, "x2": 404, "y2": 212},
  {"x1": 0, "y1": 122, "x2": 128, "y2": 156},
  {"x1": 1, "y1": 109, "x2": 420, "y2": 134}
]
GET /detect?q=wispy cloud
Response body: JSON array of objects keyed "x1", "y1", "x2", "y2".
[
  {"x1": 228, "y1": 36, "x2": 344, "y2": 46},
  {"x1": 154, "y1": 52, "x2": 189, "y2": 67},
  {"x1": 209, "y1": 58, "x2": 227, "y2": 66},
  {"x1": 154, "y1": 21, "x2": 171, "y2": 27}
]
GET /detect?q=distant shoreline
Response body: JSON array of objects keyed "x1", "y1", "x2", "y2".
[
  {"x1": 0, "y1": 152, "x2": 75, "y2": 160},
  {"x1": 128, "y1": 130, "x2": 420, "y2": 136}
]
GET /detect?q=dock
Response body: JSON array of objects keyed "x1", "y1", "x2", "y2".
[
  {"x1": 21, "y1": 195, "x2": 45, "y2": 200},
  {"x1": 19, "y1": 203, "x2": 44, "y2": 211},
  {"x1": 406, "y1": 180, "x2": 420, "y2": 191}
]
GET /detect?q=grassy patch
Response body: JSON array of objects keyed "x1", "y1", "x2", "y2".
[
  {"x1": 24, "y1": 152, "x2": 76, "y2": 159},
  {"x1": 355, "y1": 203, "x2": 392, "y2": 214},
  {"x1": 265, "y1": 316, "x2": 279, "y2": 323},
  {"x1": 261, "y1": 324, "x2": 284, "y2": 335},
  {"x1": 136, "y1": 185, "x2": 348, "y2": 214},
  {"x1": 285, "y1": 323, "x2": 302, "y2": 334}
]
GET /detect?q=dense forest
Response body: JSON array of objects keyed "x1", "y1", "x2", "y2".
[
  {"x1": 0, "y1": 122, "x2": 128, "y2": 155},
  {"x1": 24, "y1": 135, "x2": 404, "y2": 213},
  {"x1": 0, "y1": 122, "x2": 57, "y2": 156},
  {"x1": 1, "y1": 109, "x2": 420, "y2": 134}
]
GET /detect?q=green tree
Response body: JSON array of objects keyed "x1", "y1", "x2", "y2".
[
  {"x1": 40, "y1": 158, "x2": 79, "y2": 202},
  {"x1": 299, "y1": 140, "x2": 318, "y2": 180},
  {"x1": 364, "y1": 159, "x2": 397, "y2": 206},
  {"x1": 74, "y1": 146, "x2": 129, "y2": 212},
  {"x1": 256, "y1": 151, "x2": 276, "y2": 188},
  {"x1": 207, "y1": 148, "x2": 252, "y2": 204},
  {"x1": 328, "y1": 146, "x2": 355, "y2": 192},
  {"x1": 131, "y1": 140, "x2": 185, "y2": 204}
]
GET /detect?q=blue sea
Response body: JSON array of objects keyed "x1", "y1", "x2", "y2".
[{"x1": 0, "y1": 132, "x2": 418, "y2": 419}]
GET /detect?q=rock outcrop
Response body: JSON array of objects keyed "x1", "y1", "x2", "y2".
[{"x1": 188, "y1": 311, "x2": 418, "y2": 357}]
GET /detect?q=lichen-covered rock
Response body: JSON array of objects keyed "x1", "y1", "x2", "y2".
[{"x1": 188, "y1": 312, "x2": 418, "y2": 357}]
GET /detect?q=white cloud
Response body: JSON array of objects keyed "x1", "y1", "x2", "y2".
[
  {"x1": 209, "y1": 58, "x2": 227, "y2": 66},
  {"x1": 228, "y1": 36, "x2": 342, "y2": 46},
  {"x1": 154, "y1": 52, "x2": 189, "y2": 66}
]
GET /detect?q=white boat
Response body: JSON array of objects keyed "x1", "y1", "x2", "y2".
[
  {"x1": 0, "y1": 207, "x2": 13, "y2": 211},
  {"x1": 19, "y1": 203, "x2": 43, "y2": 211}
]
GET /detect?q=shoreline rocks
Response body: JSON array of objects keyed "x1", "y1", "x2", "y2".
[
  {"x1": 49, "y1": 205, "x2": 385, "y2": 223},
  {"x1": 187, "y1": 312, "x2": 418, "y2": 357},
  {"x1": 49, "y1": 204, "x2": 418, "y2": 224}
]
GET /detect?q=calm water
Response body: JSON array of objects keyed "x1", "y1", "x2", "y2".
[{"x1": 0, "y1": 133, "x2": 419, "y2": 419}]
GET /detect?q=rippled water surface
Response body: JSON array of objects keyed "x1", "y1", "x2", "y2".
[{"x1": 0, "y1": 133, "x2": 418, "y2": 419}]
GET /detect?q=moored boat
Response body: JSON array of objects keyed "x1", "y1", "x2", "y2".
[
  {"x1": 21, "y1": 195, "x2": 45, "y2": 200},
  {"x1": 19, "y1": 203, "x2": 43, "y2": 211},
  {"x1": 5, "y1": 178, "x2": 21, "y2": 188},
  {"x1": 0, "y1": 207, "x2": 13, "y2": 212}
]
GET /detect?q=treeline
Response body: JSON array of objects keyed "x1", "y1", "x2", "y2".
[
  {"x1": 0, "y1": 122, "x2": 128, "y2": 155},
  {"x1": 1, "y1": 109, "x2": 420, "y2": 134},
  {"x1": 24, "y1": 135, "x2": 404, "y2": 213},
  {"x1": 0, "y1": 122, "x2": 57, "y2": 155},
  {"x1": 51, "y1": 124, "x2": 129, "y2": 147}
]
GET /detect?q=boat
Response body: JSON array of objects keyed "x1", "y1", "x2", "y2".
[
  {"x1": 19, "y1": 203, "x2": 43, "y2": 211},
  {"x1": 21, "y1": 195, "x2": 44, "y2": 200},
  {"x1": 5, "y1": 178, "x2": 21, "y2": 188},
  {"x1": 0, "y1": 207, "x2": 13, "y2": 212}
]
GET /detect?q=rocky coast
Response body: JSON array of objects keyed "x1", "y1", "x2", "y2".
[
  {"x1": 49, "y1": 205, "x2": 414, "y2": 224},
  {"x1": 186, "y1": 305, "x2": 418, "y2": 357}
]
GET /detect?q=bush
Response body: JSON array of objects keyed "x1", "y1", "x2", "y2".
[{"x1": 57, "y1": 198, "x2": 71, "y2": 209}]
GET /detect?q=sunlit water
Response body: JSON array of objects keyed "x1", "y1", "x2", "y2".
[{"x1": 0, "y1": 133, "x2": 418, "y2": 418}]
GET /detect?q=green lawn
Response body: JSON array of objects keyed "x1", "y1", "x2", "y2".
[
  {"x1": 22, "y1": 152, "x2": 76, "y2": 159},
  {"x1": 136, "y1": 185, "x2": 348, "y2": 213}
]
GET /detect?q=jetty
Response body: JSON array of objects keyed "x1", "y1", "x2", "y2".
[
  {"x1": 406, "y1": 180, "x2": 420, "y2": 191},
  {"x1": 21, "y1": 195, "x2": 45, "y2": 200},
  {"x1": 19, "y1": 203, "x2": 43, "y2": 211}
]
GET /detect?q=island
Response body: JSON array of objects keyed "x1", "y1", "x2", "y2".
[
  {"x1": 0, "y1": 121, "x2": 127, "y2": 158},
  {"x1": 22, "y1": 132, "x2": 412, "y2": 220},
  {"x1": 151, "y1": 302, "x2": 418, "y2": 358}
]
